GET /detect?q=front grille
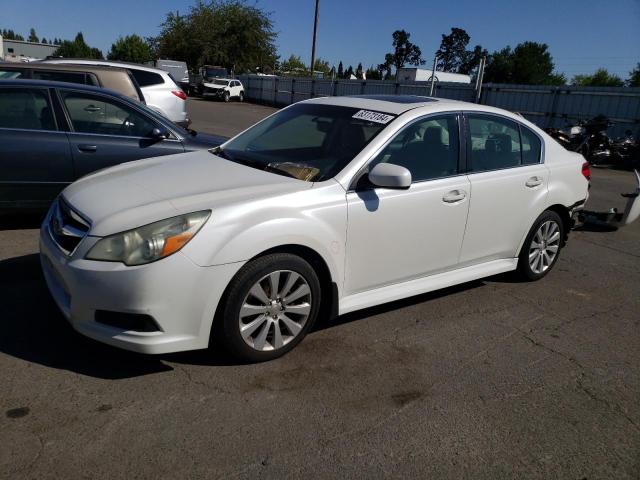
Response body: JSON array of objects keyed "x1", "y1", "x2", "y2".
[{"x1": 48, "y1": 197, "x2": 91, "y2": 255}]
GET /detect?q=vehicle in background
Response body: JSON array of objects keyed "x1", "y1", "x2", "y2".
[
  {"x1": 41, "y1": 58, "x2": 190, "y2": 127},
  {"x1": 201, "y1": 78, "x2": 244, "y2": 102},
  {"x1": 612, "y1": 130, "x2": 640, "y2": 170},
  {"x1": 545, "y1": 115, "x2": 613, "y2": 165},
  {"x1": 189, "y1": 65, "x2": 229, "y2": 96},
  {"x1": 39, "y1": 95, "x2": 590, "y2": 361},
  {"x1": 148, "y1": 59, "x2": 189, "y2": 92},
  {"x1": 0, "y1": 62, "x2": 144, "y2": 102},
  {"x1": 0, "y1": 79, "x2": 225, "y2": 211},
  {"x1": 397, "y1": 67, "x2": 471, "y2": 84}
]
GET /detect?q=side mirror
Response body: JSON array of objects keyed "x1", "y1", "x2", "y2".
[
  {"x1": 368, "y1": 163, "x2": 412, "y2": 189},
  {"x1": 151, "y1": 127, "x2": 169, "y2": 141}
]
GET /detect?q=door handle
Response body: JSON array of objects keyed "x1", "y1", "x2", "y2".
[
  {"x1": 526, "y1": 176, "x2": 543, "y2": 188},
  {"x1": 78, "y1": 144, "x2": 97, "y2": 153},
  {"x1": 442, "y1": 190, "x2": 467, "y2": 203},
  {"x1": 84, "y1": 105, "x2": 101, "y2": 113}
]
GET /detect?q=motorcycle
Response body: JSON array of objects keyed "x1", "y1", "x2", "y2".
[
  {"x1": 545, "y1": 115, "x2": 613, "y2": 165},
  {"x1": 611, "y1": 129, "x2": 640, "y2": 171}
]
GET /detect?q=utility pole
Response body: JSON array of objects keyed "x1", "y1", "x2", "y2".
[
  {"x1": 310, "y1": 0, "x2": 320, "y2": 78},
  {"x1": 429, "y1": 54, "x2": 437, "y2": 96}
]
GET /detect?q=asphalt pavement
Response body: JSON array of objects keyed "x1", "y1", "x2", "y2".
[{"x1": 1, "y1": 99, "x2": 639, "y2": 479}]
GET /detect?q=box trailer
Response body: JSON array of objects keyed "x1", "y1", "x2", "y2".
[{"x1": 398, "y1": 68, "x2": 471, "y2": 84}]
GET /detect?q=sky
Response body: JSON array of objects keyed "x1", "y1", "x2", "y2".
[{"x1": 3, "y1": 0, "x2": 640, "y2": 79}]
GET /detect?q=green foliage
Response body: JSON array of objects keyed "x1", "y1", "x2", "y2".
[
  {"x1": 378, "y1": 30, "x2": 424, "y2": 78},
  {"x1": 28, "y1": 28, "x2": 39, "y2": 43},
  {"x1": 107, "y1": 34, "x2": 152, "y2": 63},
  {"x1": 337, "y1": 61, "x2": 344, "y2": 79},
  {"x1": 628, "y1": 63, "x2": 640, "y2": 87},
  {"x1": 280, "y1": 54, "x2": 306, "y2": 74},
  {"x1": 314, "y1": 57, "x2": 331, "y2": 75},
  {"x1": 365, "y1": 66, "x2": 382, "y2": 80},
  {"x1": 355, "y1": 62, "x2": 363, "y2": 79},
  {"x1": 484, "y1": 42, "x2": 565, "y2": 85},
  {"x1": 1, "y1": 29, "x2": 25, "y2": 41},
  {"x1": 152, "y1": 0, "x2": 278, "y2": 73},
  {"x1": 53, "y1": 32, "x2": 103, "y2": 59},
  {"x1": 572, "y1": 68, "x2": 624, "y2": 87},
  {"x1": 345, "y1": 65, "x2": 354, "y2": 79}
]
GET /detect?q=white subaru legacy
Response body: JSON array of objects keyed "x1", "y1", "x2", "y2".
[{"x1": 40, "y1": 95, "x2": 590, "y2": 361}]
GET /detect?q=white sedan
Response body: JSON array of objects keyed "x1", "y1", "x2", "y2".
[{"x1": 40, "y1": 95, "x2": 590, "y2": 361}]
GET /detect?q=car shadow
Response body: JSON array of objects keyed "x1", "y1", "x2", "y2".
[{"x1": 0, "y1": 212, "x2": 46, "y2": 231}]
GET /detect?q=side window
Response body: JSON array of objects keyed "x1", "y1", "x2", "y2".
[
  {"x1": 61, "y1": 91, "x2": 157, "y2": 137},
  {"x1": 468, "y1": 115, "x2": 522, "y2": 172},
  {"x1": 520, "y1": 125, "x2": 542, "y2": 165},
  {"x1": 130, "y1": 69, "x2": 164, "y2": 87},
  {"x1": 370, "y1": 114, "x2": 459, "y2": 182},
  {"x1": 0, "y1": 88, "x2": 56, "y2": 131},
  {"x1": 0, "y1": 69, "x2": 24, "y2": 79},
  {"x1": 31, "y1": 70, "x2": 88, "y2": 85}
]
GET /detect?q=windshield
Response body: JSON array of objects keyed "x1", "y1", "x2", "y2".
[
  {"x1": 212, "y1": 79, "x2": 230, "y2": 86},
  {"x1": 206, "y1": 68, "x2": 227, "y2": 78},
  {"x1": 216, "y1": 103, "x2": 395, "y2": 181}
]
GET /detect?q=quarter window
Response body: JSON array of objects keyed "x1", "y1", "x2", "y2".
[
  {"x1": 370, "y1": 114, "x2": 459, "y2": 182},
  {"x1": 520, "y1": 125, "x2": 542, "y2": 165},
  {"x1": 61, "y1": 91, "x2": 157, "y2": 137},
  {"x1": 130, "y1": 69, "x2": 164, "y2": 87},
  {"x1": 468, "y1": 115, "x2": 522, "y2": 172},
  {"x1": 0, "y1": 88, "x2": 56, "y2": 131}
]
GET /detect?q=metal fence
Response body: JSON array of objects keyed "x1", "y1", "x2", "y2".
[{"x1": 237, "y1": 75, "x2": 640, "y2": 138}]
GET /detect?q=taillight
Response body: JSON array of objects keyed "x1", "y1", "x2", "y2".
[
  {"x1": 581, "y1": 161, "x2": 591, "y2": 181},
  {"x1": 172, "y1": 90, "x2": 187, "y2": 100}
]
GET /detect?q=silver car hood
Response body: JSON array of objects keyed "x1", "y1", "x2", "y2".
[{"x1": 62, "y1": 150, "x2": 311, "y2": 236}]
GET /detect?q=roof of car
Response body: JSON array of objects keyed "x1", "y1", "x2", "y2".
[
  {"x1": 3, "y1": 62, "x2": 133, "y2": 73},
  {"x1": 303, "y1": 94, "x2": 467, "y2": 115},
  {"x1": 0, "y1": 78, "x2": 132, "y2": 97},
  {"x1": 41, "y1": 58, "x2": 170, "y2": 75}
]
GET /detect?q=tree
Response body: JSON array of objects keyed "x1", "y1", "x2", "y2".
[
  {"x1": 28, "y1": 28, "x2": 39, "y2": 43},
  {"x1": 626, "y1": 63, "x2": 640, "y2": 87},
  {"x1": 313, "y1": 57, "x2": 331, "y2": 76},
  {"x1": 378, "y1": 30, "x2": 425, "y2": 79},
  {"x1": 1, "y1": 29, "x2": 25, "y2": 41},
  {"x1": 107, "y1": 34, "x2": 152, "y2": 63},
  {"x1": 365, "y1": 66, "x2": 382, "y2": 80},
  {"x1": 280, "y1": 54, "x2": 306, "y2": 74},
  {"x1": 53, "y1": 32, "x2": 103, "y2": 59},
  {"x1": 355, "y1": 62, "x2": 364, "y2": 79},
  {"x1": 572, "y1": 68, "x2": 624, "y2": 87},
  {"x1": 41, "y1": 37, "x2": 48, "y2": 44},
  {"x1": 337, "y1": 61, "x2": 344, "y2": 79},
  {"x1": 436, "y1": 27, "x2": 469, "y2": 72},
  {"x1": 484, "y1": 42, "x2": 565, "y2": 85},
  {"x1": 345, "y1": 65, "x2": 354, "y2": 79},
  {"x1": 152, "y1": 1, "x2": 278, "y2": 73}
]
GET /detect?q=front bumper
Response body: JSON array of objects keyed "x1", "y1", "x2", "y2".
[
  {"x1": 202, "y1": 88, "x2": 226, "y2": 98},
  {"x1": 39, "y1": 214, "x2": 243, "y2": 354}
]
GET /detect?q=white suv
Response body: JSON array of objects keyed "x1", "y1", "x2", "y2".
[
  {"x1": 201, "y1": 78, "x2": 244, "y2": 102},
  {"x1": 40, "y1": 95, "x2": 590, "y2": 362},
  {"x1": 42, "y1": 59, "x2": 190, "y2": 126}
]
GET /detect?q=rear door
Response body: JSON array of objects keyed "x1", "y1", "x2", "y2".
[
  {"x1": 58, "y1": 89, "x2": 185, "y2": 178},
  {"x1": 459, "y1": 113, "x2": 549, "y2": 265},
  {"x1": 0, "y1": 86, "x2": 73, "y2": 209}
]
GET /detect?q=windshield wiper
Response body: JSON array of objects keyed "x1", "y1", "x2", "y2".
[{"x1": 264, "y1": 164, "x2": 299, "y2": 179}]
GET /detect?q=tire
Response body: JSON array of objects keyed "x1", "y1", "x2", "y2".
[
  {"x1": 218, "y1": 253, "x2": 322, "y2": 362},
  {"x1": 223, "y1": 91, "x2": 230, "y2": 103},
  {"x1": 238, "y1": 91, "x2": 244, "y2": 102},
  {"x1": 517, "y1": 210, "x2": 564, "y2": 281}
]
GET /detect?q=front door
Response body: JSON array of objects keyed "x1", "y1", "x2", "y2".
[
  {"x1": 58, "y1": 89, "x2": 184, "y2": 178},
  {"x1": 345, "y1": 113, "x2": 470, "y2": 295}
]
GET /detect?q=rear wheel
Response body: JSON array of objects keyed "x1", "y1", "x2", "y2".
[
  {"x1": 517, "y1": 210, "x2": 564, "y2": 281},
  {"x1": 218, "y1": 253, "x2": 321, "y2": 362}
]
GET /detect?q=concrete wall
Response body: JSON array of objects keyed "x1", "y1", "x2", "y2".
[{"x1": 2, "y1": 38, "x2": 58, "y2": 62}]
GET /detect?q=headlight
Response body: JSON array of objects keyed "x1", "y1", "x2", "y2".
[{"x1": 86, "y1": 210, "x2": 210, "y2": 266}]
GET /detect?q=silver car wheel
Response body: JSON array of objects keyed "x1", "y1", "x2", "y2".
[
  {"x1": 528, "y1": 220, "x2": 561, "y2": 274},
  {"x1": 239, "y1": 270, "x2": 312, "y2": 352}
]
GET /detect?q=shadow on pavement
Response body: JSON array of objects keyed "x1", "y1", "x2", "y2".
[
  {"x1": 0, "y1": 212, "x2": 46, "y2": 231},
  {"x1": 0, "y1": 253, "x2": 174, "y2": 379}
]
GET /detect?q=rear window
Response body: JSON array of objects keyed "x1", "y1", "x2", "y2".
[
  {"x1": 0, "y1": 88, "x2": 56, "y2": 131},
  {"x1": 130, "y1": 69, "x2": 165, "y2": 87}
]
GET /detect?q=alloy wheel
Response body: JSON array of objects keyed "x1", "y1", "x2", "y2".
[
  {"x1": 238, "y1": 270, "x2": 312, "y2": 352},
  {"x1": 528, "y1": 220, "x2": 561, "y2": 274}
]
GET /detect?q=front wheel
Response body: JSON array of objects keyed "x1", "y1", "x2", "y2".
[
  {"x1": 238, "y1": 91, "x2": 244, "y2": 102},
  {"x1": 223, "y1": 91, "x2": 230, "y2": 103},
  {"x1": 218, "y1": 253, "x2": 321, "y2": 362},
  {"x1": 517, "y1": 210, "x2": 564, "y2": 281}
]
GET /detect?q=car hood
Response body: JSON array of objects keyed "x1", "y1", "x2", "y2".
[
  {"x1": 203, "y1": 83, "x2": 226, "y2": 89},
  {"x1": 62, "y1": 150, "x2": 312, "y2": 236}
]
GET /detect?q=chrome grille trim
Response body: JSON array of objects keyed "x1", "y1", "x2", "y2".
[{"x1": 48, "y1": 197, "x2": 91, "y2": 256}]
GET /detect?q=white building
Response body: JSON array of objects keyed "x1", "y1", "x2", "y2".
[
  {"x1": 397, "y1": 67, "x2": 471, "y2": 84},
  {"x1": 0, "y1": 36, "x2": 59, "y2": 62}
]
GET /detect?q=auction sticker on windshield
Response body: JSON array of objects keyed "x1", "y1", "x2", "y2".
[{"x1": 352, "y1": 110, "x2": 395, "y2": 124}]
